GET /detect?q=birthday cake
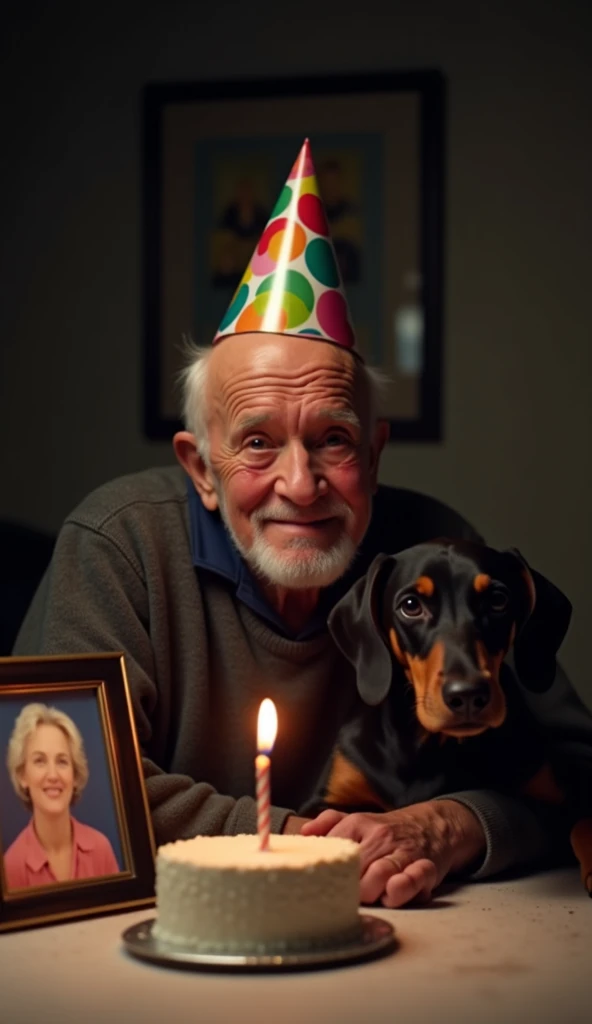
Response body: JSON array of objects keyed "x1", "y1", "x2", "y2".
[{"x1": 153, "y1": 834, "x2": 362, "y2": 954}]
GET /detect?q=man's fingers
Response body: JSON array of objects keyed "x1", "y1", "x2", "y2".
[
  {"x1": 300, "y1": 809, "x2": 347, "y2": 835},
  {"x1": 359, "y1": 855, "x2": 438, "y2": 907},
  {"x1": 382, "y1": 858, "x2": 438, "y2": 909},
  {"x1": 359, "y1": 854, "x2": 410, "y2": 904},
  {"x1": 312, "y1": 813, "x2": 403, "y2": 869}
]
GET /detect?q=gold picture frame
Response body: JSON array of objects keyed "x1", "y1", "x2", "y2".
[
  {"x1": 143, "y1": 71, "x2": 445, "y2": 441},
  {"x1": 0, "y1": 653, "x2": 155, "y2": 933}
]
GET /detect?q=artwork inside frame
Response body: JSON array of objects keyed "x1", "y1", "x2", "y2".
[
  {"x1": 0, "y1": 653, "x2": 156, "y2": 933},
  {"x1": 143, "y1": 71, "x2": 445, "y2": 441}
]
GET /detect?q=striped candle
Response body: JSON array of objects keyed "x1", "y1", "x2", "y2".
[
  {"x1": 256, "y1": 752, "x2": 271, "y2": 851},
  {"x1": 256, "y1": 699, "x2": 278, "y2": 852}
]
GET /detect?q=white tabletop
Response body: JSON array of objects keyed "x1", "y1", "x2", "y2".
[{"x1": 1, "y1": 867, "x2": 589, "y2": 1024}]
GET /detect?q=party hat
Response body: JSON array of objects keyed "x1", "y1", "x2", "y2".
[{"x1": 213, "y1": 139, "x2": 358, "y2": 354}]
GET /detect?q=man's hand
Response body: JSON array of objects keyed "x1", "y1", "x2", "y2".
[{"x1": 301, "y1": 800, "x2": 486, "y2": 908}]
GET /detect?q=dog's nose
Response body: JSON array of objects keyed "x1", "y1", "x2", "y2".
[{"x1": 441, "y1": 679, "x2": 491, "y2": 717}]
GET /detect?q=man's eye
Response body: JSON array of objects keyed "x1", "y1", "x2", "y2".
[
  {"x1": 246, "y1": 437, "x2": 270, "y2": 450},
  {"x1": 321, "y1": 432, "x2": 352, "y2": 448},
  {"x1": 398, "y1": 595, "x2": 424, "y2": 618}
]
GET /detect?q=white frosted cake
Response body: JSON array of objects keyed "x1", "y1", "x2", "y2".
[{"x1": 153, "y1": 833, "x2": 361, "y2": 954}]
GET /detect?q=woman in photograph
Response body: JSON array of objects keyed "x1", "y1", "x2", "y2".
[{"x1": 4, "y1": 703, "x2": 120, "y2": 890}]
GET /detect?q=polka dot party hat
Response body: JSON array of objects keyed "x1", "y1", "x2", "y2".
[{"x1": 213, "y1": 139, "x2": 359, "y2": 355}]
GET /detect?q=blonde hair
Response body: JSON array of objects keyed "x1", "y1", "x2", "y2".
[
  {"x1": 6, "y1": 703, "x2": 89, "y2": 809},
  {"x1": 177, "y1": 339, "x2": 390, "y2": 462}
]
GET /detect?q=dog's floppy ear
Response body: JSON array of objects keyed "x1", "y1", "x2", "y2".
[
  {"x1": 507, "y1": 547, "x2": 572, "y2": 693},
  {"x1": 328, "y1": 553, "x2": 396, "y2": 705}
]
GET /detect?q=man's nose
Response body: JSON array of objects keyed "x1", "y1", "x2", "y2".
[{"x1": 273, "y1": 441, "x2": 326, "y2": 505}]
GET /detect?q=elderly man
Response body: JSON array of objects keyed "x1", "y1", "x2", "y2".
[{"x1": 14, "y1": 141, "x2": 591, "y2": 907}]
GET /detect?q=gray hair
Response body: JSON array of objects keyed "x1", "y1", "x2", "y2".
[
  {"x1": 6, "y1": 703, "x2": 89, "y2": 809},
  {"x1": 177, "y1": 339, "x2": 390, "y2": 463}
]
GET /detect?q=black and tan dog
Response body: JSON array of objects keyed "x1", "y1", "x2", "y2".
[{"x1": 312, "y1": 539, "x2": 592, "y2": 895}]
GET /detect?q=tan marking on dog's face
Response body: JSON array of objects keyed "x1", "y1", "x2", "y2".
[
  {"x1": 405, "y1": 638, "x2": 509, "y2": 735},
  {"x1": 474, "y1": 573, "x2": 491, "y2": 593},
  {"x1": 473, "y1": 639, "x2": 507, "y2": 727},
  {"x1": 414, "y1": 575, "x2": 435, "y2": 597},
  {"x1": 405, "y1": 640, "x2": 446, "y2": 732},
  {"x1": 388, "y1": 626, "x2": 409, "y2": 668},
  {"x1": 325, "y1": 750, "x2": 389, "y2": 809}
]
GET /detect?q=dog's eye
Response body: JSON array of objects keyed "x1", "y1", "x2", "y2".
[
  {"x1": 488, "y1": 588, "x2": 509, "y2": 614},
  {"x1": 398, "y1": 595, "x2": 424, "y2": 618}
]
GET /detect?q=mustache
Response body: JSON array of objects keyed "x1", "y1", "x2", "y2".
[{"x1": 251, "y1": 502, "x2": 353, "y2": 525}]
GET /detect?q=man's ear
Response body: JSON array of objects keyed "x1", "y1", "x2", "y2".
[
  {"x1": 173, "y1": 431, "x2": 219, "y2": 512},
  {"x1": 369, "y1": 419, "x2": 389, "y2": 492}
]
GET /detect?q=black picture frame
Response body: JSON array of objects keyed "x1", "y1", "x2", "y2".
[
  {"x1": 143, "y1": 71, "x2": 445, "y2": 442},
  {"x1": 0, "y1": 654, "x2": 156, "y2": 933}
]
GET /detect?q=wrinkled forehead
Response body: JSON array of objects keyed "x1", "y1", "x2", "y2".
[{"x1": 207, "y1": 335, "x2": 365, "y2": 425}]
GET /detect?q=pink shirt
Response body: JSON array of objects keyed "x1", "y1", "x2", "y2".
[{"x1": 3, "y1": 816, "x2": 120, "y2": 890}]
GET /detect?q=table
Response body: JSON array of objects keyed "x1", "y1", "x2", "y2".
[{"x1": 1, "y1": 867, "x2": 589, "y2": 1024}]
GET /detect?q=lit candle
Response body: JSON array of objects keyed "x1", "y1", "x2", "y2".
[{"x1": 256, "y1": 698, "x2": 278, "y2": 852}]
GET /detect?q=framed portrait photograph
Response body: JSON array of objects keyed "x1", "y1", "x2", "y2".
[
  {"x1": 0, "y1": 653, "x2": 156, "y2": 933},
  {"x1": 143, "y1": 70, "x2": 445, "y2": 442}
]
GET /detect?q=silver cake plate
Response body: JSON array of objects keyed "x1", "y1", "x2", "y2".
[{"x1": 122, "y1": 914, "x2": 396, "y2": 972}]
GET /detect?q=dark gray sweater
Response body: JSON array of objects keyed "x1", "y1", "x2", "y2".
[{"x1": 14, "y1": 466, "x2": 592, "y2": 879}]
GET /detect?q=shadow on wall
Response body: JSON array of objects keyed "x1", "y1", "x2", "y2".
[{"x1": 0, "y1": 523, "x2": 55, "y2": 654}]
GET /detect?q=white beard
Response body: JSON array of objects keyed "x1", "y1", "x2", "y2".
[{"x1": 216, "y1": 490, "x2": 358, "y2": 589}]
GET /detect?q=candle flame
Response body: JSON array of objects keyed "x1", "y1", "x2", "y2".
[{"x1": 257, "y1": 699, "x2": 278, "y2": 753}]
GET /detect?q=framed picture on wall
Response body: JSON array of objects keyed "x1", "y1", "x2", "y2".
[
  {"x1": 142, "y1": 70, "x2": 445, "y2": 442},
  {"x1": 0, "y1": 653, "x2": 156, "y2": 933}
]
